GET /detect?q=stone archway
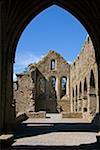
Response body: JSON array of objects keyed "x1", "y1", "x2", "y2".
[{"x1": 0, "y1": 0, "x2": 100, "y2": 133}]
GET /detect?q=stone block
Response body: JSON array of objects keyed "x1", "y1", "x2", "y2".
[
  {"x1": 16, "y1": 112, "x2": 28, "y2": 123},
  {"x1": 0, "y1": 134, "x2": 14, "y2": 148},
  {"x1": 27, "y1": 111, "x2": 46, "y2": 118},
  {"x1": 62, "y1": 112, "x2": 82, "y2": 118}
]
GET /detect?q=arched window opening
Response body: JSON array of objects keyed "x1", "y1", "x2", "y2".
[
  {"x1": 61, "y1": 77, "x2": 67, "y2": 97},
  {"x1": 90, "y1": 70, "x2": 95, "y2": 89},
  {"x1": 76, "y1": 85, "x2": 78, "y2": 97},
  {"x1": 73, "y1": 88, "x2": 74, "y2": 97},
  {"x1": 51, "y1": 59, "x2": 55, "y2": 70},
  {"x1": 51, "y1": 76, "x2": 56, "y2": 91},
  {"x1": 39, "y1": 78, "x2": 46, "y2": 94},
  {"x1": 50, "y1": 76, "x2": 56, "y2": 98},
  {"x1": 83, "y1": 107, "x2": 87, "y2": 112},
  {"x1": 84, "y1": 77, "x2": 87, "y2": 92},
  {"x1": 79, "y1": 81, "x2": 82, "y2": 95}
]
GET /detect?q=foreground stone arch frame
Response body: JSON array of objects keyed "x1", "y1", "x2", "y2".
[{"x1": 0, "y1": 0, "x2": 100, "y2": 133}]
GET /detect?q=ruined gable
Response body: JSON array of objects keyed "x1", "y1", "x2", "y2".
[{"x1": 29, "y1": 50, "x2": 70, "y2": 78}]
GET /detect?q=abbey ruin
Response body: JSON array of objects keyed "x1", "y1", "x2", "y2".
[{"x1": 14, "y1": 37, "x2": 99, "y2": 119}]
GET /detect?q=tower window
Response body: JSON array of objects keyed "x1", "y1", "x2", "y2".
[{"x1": 51, "y1": 59, "x2": 55, "y2": 70}]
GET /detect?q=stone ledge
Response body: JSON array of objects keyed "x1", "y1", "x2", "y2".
[
  {"x1": 62, "y1": 112, "x2": 82, "y2": 118},
  {"x1": 27, "y1": 111, "x2": 46, "y2": 118},
  {"x1": 0, "y1": 134, "x2": 14, "y2": 148}
]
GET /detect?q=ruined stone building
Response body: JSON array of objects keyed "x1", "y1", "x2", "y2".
[{"x1": 14, "y1": 37, "x2": 99, "y2": 119}]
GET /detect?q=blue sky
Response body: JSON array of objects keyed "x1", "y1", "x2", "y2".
[{"x1": 14, "y1": 5, "x2": 87, "y2": 77}]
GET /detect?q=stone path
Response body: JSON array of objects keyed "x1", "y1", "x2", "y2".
[
  {"x1": 12, "y1": 132, "x2": 97, "y2": 146},
  {"x1": 12, "y1": 113, "x2": 98, "y2": 147}
]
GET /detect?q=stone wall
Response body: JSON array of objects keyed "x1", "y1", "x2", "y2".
[
  {"x1": 29, "y1": 51, "x2": 70, "y2": 113},
  {"x1": 70, "y1": 37, "x2": 98, "y2": 118},
  {"x1": 14, "y1": 37, "x2": 99, "y2": 119},
  {"x1": 14, "y1": 73, "x2": 31, "y2": 113}
]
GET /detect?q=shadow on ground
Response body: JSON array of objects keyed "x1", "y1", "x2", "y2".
[
  {"x1": 6, "y1": 114, "x2": 100, "y2": 149},
  {"x1": 1, "y1": 121, "x2": 100, "y2": 149},
  {"x1": 12, "y1": 122, "x2": 98, "y2": 139},
  {"x1": 10, "y1": 143, "x2": 100, "y2": 150}
]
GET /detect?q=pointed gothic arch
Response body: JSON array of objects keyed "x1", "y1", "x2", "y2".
[
  {"x1": 61, "y1": 76, "x2": 67, "y2": 97},
  {"x1": 84, "y1": 77, "x2": 87, "y2": 93},
  {"x1": 90, "y1": 69, "x2": 95, "y2": 90},
  {"x1": 79, "y1": 81, "x2": 82, "y2": 95}
]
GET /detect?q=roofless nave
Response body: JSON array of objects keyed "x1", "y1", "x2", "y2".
[{"x1": 14, "y1": 36, "x2": 99, "y2": 120}]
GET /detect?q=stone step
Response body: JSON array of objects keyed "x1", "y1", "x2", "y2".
[{"x1": 0, "y1": 134, "x2": 14, "y2": 148}]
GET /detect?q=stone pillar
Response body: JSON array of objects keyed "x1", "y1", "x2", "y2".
[
  {"x1": 28, "y1": 69, "x2": 37, "y2": 112},
  {"x1": 0, "y1": 1, "x2": 15, "y2": 133},
  {"x1": 87, "y1": 74, "x2": 90, "y2": 113},
  {"x1": 29, "y1": 81, "x2": 35, "y2": 112},
  {"x1": 74, "y1": 87, "x2": 77, "y2": 112},
  {"x1": 66, "y1": 77, "x2": 69, "y2": 97},
  {"x1": 72, "y1": 97, "x2": 75, "y2": 112},
  {"x1": 0, "y1": 1, "x2": 4, "y2": 133},
  {"x1": 78, "y1": 96, "x2": 82, "y2": 112},
  {"x1": 94, "y1": 64, "x2": 100, "y2": 137},
  {"x1": 56, "y1": 77, "x2": 60, "y2": 100},
  {"x1": 77, "y1": 84, "x2": 79, "y2": 112},
  {"x1": 95, "y1": 65, "x2": 99, "y2": 113},
  {"x1": 96, "y1": 89, "x2": 99, "y2": 113},
  {"x1": 5, "y1": 61, "x2": 15, "y2": 131},
  {"x1": 71, "y1": 88, "x2": 74, "y2": 112}
]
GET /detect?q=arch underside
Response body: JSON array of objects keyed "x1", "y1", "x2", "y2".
[{"x1": 6, "y1": 0, "x2": 100, "y2": 64}]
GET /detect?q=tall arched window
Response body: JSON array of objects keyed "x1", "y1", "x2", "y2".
[
  {"x1": 76, "y1": 85, "x2": 77, "y2": 97},
  {"x1": 89, "y1": 70, "x2": 96, "y2": 115},
  {"x1": 84, "y1": 77, "x2": 87, "y2": 92},
  {"x1": 79, "y1": 81, "x2": 82, "y2": 95},
  {"x1": 73, "y1": 88, "x2": 74, "y2": 98},
  {"x1": 50, "y1": 76, "x2": 56, "y2": 98},
  {"x1": 61, "y1": 77, "x2": 67, "y2": 97},
  {"x1": 39, "y1": 78, "x2": 46, "y2": 94},
  {"x1": 72, "y1": 88, "x2": 75, "y2": 112},
  {"x1": 90, "y1": 70, "x2": 95, "y2": 89},
  {"x1": 51, "y1": 59, "x2": 55, "y2": 70},
  {"x1": 51, "y1": 76, "x2": 56, "y2": 91}
]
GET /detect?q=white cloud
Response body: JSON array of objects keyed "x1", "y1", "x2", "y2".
[
  {"x1": 67, "y1": 61, "x2": 72, "y2": 64},
  {"x1": 15, "y1": 52, "x2": 40, "y2": 66},
  {"x1": 13, "y1": 73, "x2": 17, "y2": 81},
  {"x1": 14, "y1": 52, "x2": 44, "y2": 74}
]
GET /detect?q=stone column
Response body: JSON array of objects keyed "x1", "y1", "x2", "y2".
[
  {"x1": 66, "y1": 77, "x2": 69, "y2": 97},
  {"x1": 95, "y1": 65, "x2": 99, "y2": 113},
  {"x1": 28, "y1": 69, "x2": 37, "y2": 112},
  {"x1": 0, "y1": 1, "x2": 4, "y2": 133},
  {"x1": 72, "y1": 96, "x2": 75, "y2": 112},
  {"x1": 77, "y1": 84, "x2": 79, "y2": 112},
  {"x1": 0, "y1": 1, "x2": 15, "y2": 133},
  {"x1": 56, "y1": 77, "x2": 60, "y2": 100},
  {"x1": 71, "y1": 88, "x2": 74, "y2": 112},
  {"x1": 87, "y1": 74, "x2": 90, "y2": 113},
  {"x1": 95, "y1": 63, "x2": 100, "y2": 138}
]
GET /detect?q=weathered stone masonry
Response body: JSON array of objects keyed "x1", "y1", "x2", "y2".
[
  {"x1": 70, "y1": 37, "x2": 99, "y2": 119},
  {"x1": 14, "y1": 37, "x2": 99, "y2": 119}
]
